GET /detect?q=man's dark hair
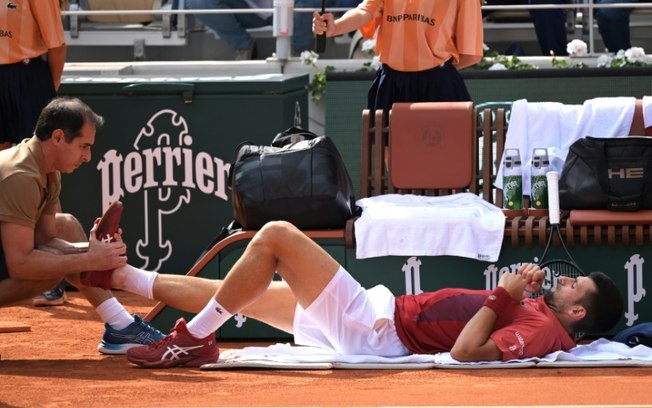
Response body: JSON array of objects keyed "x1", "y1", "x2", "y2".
[
  {"x1": 572, "y1": 271, "x2": 623, "y2": 335},
  {"x1": 34, "y1": 97, "x2": 104, "y2": 142}
]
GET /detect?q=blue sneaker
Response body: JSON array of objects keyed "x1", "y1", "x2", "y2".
[{"x1": 98, "y1": 315, "x2": 166, "y2": 355}]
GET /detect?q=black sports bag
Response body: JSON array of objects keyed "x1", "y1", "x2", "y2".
[{"x1": 229, "y1": 128, "x2": 355, "y2": 230}]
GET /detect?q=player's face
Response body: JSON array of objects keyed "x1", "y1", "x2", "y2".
[{"x1": 544, "y1": 276, "x2": 597, "y2": 312}]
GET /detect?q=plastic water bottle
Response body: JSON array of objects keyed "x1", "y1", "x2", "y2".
[
  {"x1": 530, "y1": 148, "x2": 550, "y2": 209},
  {"x1": 502, "y1": 148, "x2": 523, "y2": 210}
]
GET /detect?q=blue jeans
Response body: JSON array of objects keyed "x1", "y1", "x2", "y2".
[
  {"x1": 528, "y1": 0, "x2": 570, "y2": 56},
  {"x1": 187, "y1": 0, "x2": 360, "y2": 53},
  {"x1": 484, "y1": 0, "x2": 570, "y2": 56},
  {"x1": 595, "y1": 0, "x2": 638, "y2": 52},
  {"x1": 186, "y1": 0, "x2": 273, "y2": 51}
]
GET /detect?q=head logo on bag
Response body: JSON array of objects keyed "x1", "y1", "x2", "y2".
[{"x1": 560, "y1": 136, "x2": 652, "y2": 211}]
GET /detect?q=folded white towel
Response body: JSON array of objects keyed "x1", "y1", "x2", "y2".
[{"x1": 354, "y1": 193, "x2": 505, "y2": 261}]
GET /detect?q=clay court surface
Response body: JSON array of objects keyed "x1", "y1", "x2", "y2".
[{"x1": 1, "y1": 290, "x2": 651, "y2": 408}]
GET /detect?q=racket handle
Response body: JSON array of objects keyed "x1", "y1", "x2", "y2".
[
  {"x1": 546, "y1": 171, "x2": 560, "y2": 224},
  {"x1": 314, "y1": 5, "x2": 326, "y2": 53},
  {"x1": 315, "y1": 33, "x2": 326, "y2": 53}
]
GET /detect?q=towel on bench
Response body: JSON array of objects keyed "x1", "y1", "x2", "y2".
[
  {"x1": 354, "y1": 193, "x2": 505, "y2": 261},
  {"x1": 496, "y1": 97, "x2": 635, "y2": 195}
]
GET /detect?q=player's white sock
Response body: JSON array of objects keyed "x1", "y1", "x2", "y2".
[
  {"x1": 96, "y1": 298, "x2": 134, "y2": 330},
  {"x1": 186, "y1": 298, "x2": 233, "y2": 339},
  {"x1": 112, "y1": 264, "x2": 158, "y2": 299}
]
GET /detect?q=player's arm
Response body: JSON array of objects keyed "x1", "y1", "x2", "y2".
[
  {"x1": 450, "y1": 265, "x2": 542, "y2": 362},
  {"x1": 1, "y1": 218, "x2": 126, "y2": 281},
  {"x1": 450, "y1": 306, "x2": 502, "y2": 362}
]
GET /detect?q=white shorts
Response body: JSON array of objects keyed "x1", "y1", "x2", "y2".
[{"x1": 293, "y1": 266, "x2": 410, "y2": 356}]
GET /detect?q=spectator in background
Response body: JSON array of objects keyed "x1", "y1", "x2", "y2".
[
  {"x1": 186, "y1": 0, "x2": 273, "y2": 60},
  {"x1": 187, "y1": 0, "x2": 361, "y2": 60},
  {"x1": 484, "y1": 0, "x2": 571, "y2": 56},
  {"x1": 595, "y1": 0, "x2": 641, "y2": 53}
]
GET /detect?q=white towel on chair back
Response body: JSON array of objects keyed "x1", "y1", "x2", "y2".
[
  {"x1": 354, "y1": 193, "x2": 505, "y2": 261},
  {"x1": 496, "y1": 97, "x2": 635, "y2": 195},
  {"x1": 643, "y1": 95, "x2": 652, "y2": 129}
]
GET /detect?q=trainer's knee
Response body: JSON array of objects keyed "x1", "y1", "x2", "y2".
[{"x1": 55, "y1": 213, "x2": 87, "y2": 242}]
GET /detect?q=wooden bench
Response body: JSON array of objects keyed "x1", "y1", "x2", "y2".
[{"x1": 347, "y1": 98, "x2": 651, "y2": 251}]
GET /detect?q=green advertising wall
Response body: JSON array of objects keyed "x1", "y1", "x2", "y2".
[
  {"x1": 149, "y1": 233, "x2": 650, "y2": 340},
  {"x1": 59, "y1": 74, "x2": 309, "y2": 276}
]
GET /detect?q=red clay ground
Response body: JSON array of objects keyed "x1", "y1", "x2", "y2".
[{"x1": 1, "y1": 290, "x2": 652, "y2": 408}]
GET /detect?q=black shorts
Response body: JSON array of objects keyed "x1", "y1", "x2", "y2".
[
  {"x1": 367, "y1": 61, "x2": 472, "y2": 117},
  {"x1": 0, "y1": 57, "x2": 56, "y2": 144}
]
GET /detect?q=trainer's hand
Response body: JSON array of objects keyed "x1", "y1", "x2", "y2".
[
  {"x1": 87, "y1": 227, "x2": 128, "y2": 271},
  {"x1": 313, "y1": 11, "x2": 336, "y2": 36},
  {"x1": 90, "y1": 218, "x2": 124, "y2": 243}
]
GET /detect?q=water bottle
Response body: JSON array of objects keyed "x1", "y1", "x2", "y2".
[
  {"x1": 502, "y1": 148, "x2": 523, "y2": 210},
  {"x1": 530, "y1": 148, "x2": 550, "y2": 209}
]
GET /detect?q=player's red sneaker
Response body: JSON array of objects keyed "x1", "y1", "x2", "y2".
[
  {"x1": 80, "y1": 201, "x2": 123, "y2": 290},
  {"x1": 126, "y1": 318, "x2": 220, "y2": 368}
]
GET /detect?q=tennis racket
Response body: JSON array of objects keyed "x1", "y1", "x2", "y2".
[
  {"x1": 314, "y1": 0, "x2": 327, "y2": 53},
  {"x1": 537, "y1": 171, "x2": 585, "y2": 280}
]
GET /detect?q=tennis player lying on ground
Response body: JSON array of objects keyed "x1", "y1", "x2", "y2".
[{"x1": 83, "y1": 221, "x2": 624, "y2": 368}]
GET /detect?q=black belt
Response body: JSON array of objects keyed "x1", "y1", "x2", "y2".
[{"x1": 1, "y1": 57, "x2": 42, "y2": 67}]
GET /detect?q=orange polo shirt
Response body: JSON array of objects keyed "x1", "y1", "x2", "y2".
[
  {"x1": 0, "y1": 0, "x2": 65, "y2": 64},
  {"x1": 358, "y1": 0, "x2": 483, "y2": 72}
]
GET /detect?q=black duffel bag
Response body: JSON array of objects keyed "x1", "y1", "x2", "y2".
[
  {"x1": 559, "y1": 136, "x2": 652, "y2": 211},
  {"x1": 229, "y1": 128, "x2": 355, "y2": 230}
]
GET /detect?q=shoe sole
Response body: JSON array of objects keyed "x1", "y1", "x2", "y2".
[
  {"x1": 32, "y1": 294, "x2": 67, "y2": 307},
  {"x1": 98, "y1": 342, "x2": 150, "y2": 355},
  {"x1": 127, "y1": 353, "x2": 219, "y2": 368}
]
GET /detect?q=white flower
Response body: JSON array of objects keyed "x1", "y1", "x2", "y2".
[
  {"x1": 625, "y1": 47, "x2": 646, "y2": 63},
  {"x1": 361, "y1": 39, "x2": 376, "y2": 57},
  {"x1": 483, "y1": 43, "x2": 490, "y2": 52},
  {"x1": 489, "y1": 63, "x2": 507, "y2": 71},
  {"x1": 370, "y1": 55, "x2": 382, "y2": 71},
  {"x1": 566, "y1": 39, "x2": 588, "y2": 57},
  {"x1": 597, "y1": 54, "x2": 613, "y2": 68},
  {"x1": 300, "y1": 50, "x2": 319, "y2": 67},
  {"x1": 616, "y1": 49, "x2": 626, "y2": 59}
]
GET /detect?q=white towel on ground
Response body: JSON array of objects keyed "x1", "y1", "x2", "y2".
[
  {"x1": 495, "y1": 97, "x2": 635, "y2": 194},
  {"x1": 201, "y1": 338, "x2": 652, "y2": 370},
  {"x1": 354, "y1": 193, "x2": 505, "y2": 262},
  {"x1": 643, "y1": 95, "x2": 652, "y2": 128},
  {"x1": 435, "y1": 338, "x2": 652, "y2": 366}
]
